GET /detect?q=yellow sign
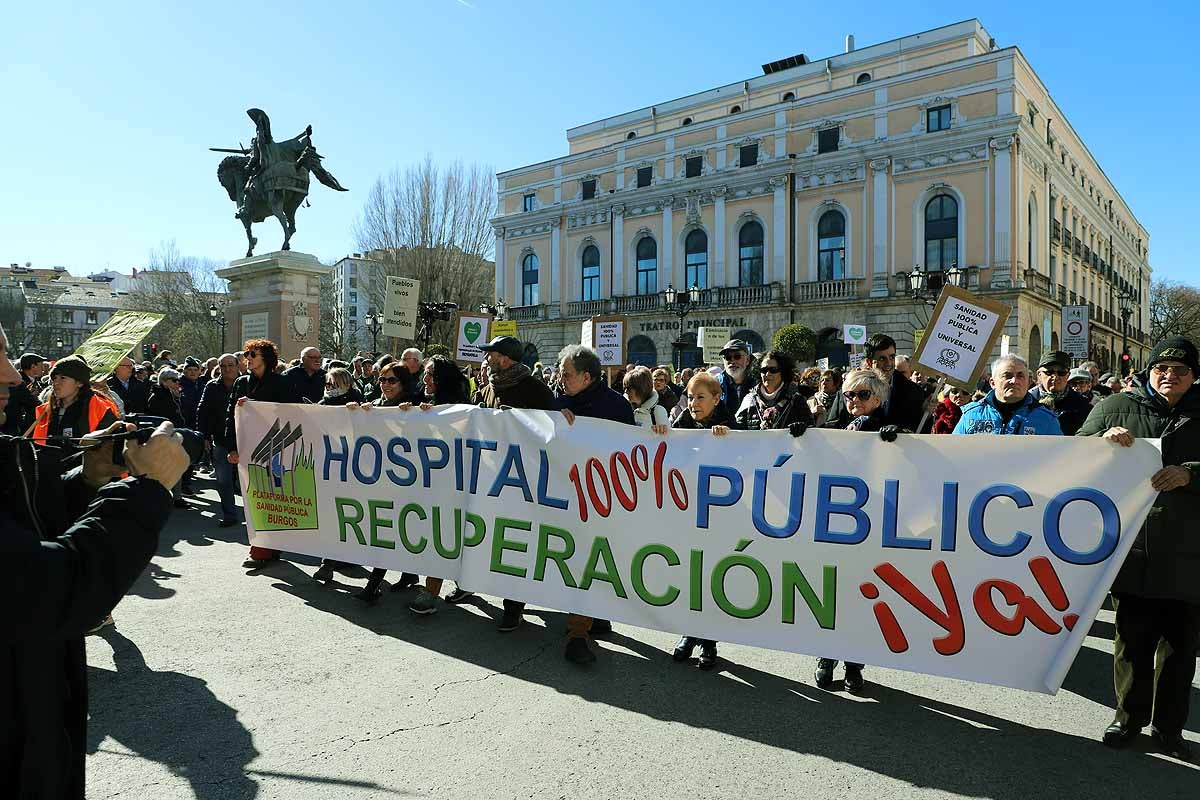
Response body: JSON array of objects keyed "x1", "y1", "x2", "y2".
[
  {"x1": 914, "y1": 328, "x2": 925, "y2": 349},
  {"x1": 73, "y1": 310, "x2": 165, "y2": 378},
  {"x1": 490, "y1": 320, "x2": 518, "y2": 339}
]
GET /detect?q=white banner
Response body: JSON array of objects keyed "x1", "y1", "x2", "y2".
[{"x1": 236, "y1": 402, "x2": 1160, "y2": 693}]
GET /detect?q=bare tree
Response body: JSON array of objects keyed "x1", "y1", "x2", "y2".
[
  {"x1": 1150, "y1": 279, "x2": 1200, "y2": 344},
  {"x1": 318, "y1": 270, "x2": 348, "y2": 358},
  {"x1": 124, "y1": 240, "x2": 229, "y2": 357},
  {"x1": 353, "y1": 156, "x2": 496, "y2": 349}
]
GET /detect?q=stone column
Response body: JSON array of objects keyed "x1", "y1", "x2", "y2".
[
  {"x1": 216, "y1": 250, "x2": 331, "y2": 362},
  {"x1": 991, "y1": 136, "x2": 1014, "y2": 288},
  {"x1": 494, "y1": 229, "x2": 506, "y2": 303},
  {"x1": 662, "y1": 197, "x2": 674, "y2": 291},
  {"x1": 770, "y1": 175, "x2": 788, "y2": 284},
  {"x1": 869, "y1": 158, "x2": 891, "y2": 297},
  {"x1": 612, "y1": 205, "x2": 625, "y2": 296},
  {"x1": 712, "y1": 186, "x2": 727, "y2": 286},
  {"x1": 550, "y1": 218, "x2": 561, "y2": 307}
]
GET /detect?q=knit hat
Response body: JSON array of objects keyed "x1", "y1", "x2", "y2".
[
  {"x1": 49, "y1": 354, "x2": 92, "y2": 384},
  {"x1": 1146, "y1": 337, "x2": 1200, "y2": 375}
]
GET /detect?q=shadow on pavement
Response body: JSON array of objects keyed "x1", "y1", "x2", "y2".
[{"x1": 258, "y1": 559, "x2": 1200, "y2": 799}]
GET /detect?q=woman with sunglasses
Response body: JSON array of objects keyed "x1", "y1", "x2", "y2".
[
  {"x1": 735, "y1": 350, "x2": 814, "y2": 432},
  {"x1": 933, "y1": 384, "x2": 970, "y2": 434}
]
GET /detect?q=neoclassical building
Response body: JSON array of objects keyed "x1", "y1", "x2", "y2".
[{"x1": 491, "y1": 19, "x2": 1152, "y2": 371}]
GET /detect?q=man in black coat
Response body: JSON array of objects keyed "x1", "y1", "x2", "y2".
[
  {"x1": 283, "y1": 347, "x2": 325, "y2": 404},
  {"x1": 1, "y1": 352, "x2": 48, "y2": 435},
  {"x1": 827, "y1": 334, "x2": 928, "y2": 431},
  {"x1": 106, "y1": 356, "x2": 150, "y2": 416},
  {"x1": 1029, "y1": 350, "x2": 1092, "y2": 436}
]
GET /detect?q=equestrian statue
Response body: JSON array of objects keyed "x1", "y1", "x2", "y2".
[{"x1": 212, "y1": 108, "x2": 347, "y2": 257}]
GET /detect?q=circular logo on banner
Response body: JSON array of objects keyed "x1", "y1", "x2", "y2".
[{"x1": 1066, "y1": 321, "x2": 1083, "y2": 336}]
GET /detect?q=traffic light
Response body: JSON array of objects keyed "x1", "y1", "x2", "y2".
[
  {"x1": 1121, "y1": 352, "x2": 1131, "y2": 372},
  {"x1": 150, "y1": 343, "x2": 159, "y2": 356},
  {"x1": 142, "y1": 343, "x2": 151, "y2": 360}
]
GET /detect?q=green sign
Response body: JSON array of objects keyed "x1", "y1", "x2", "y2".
[{"x1": 73, "y1": 310, "x2": 165, "y2": 378}]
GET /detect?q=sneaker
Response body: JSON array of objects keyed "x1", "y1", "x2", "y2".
[
  {"x1": 814, "y1": 658, "x2": 836, "y2": 689},
  {"x1": 497, "y1": 608, "x2": 523, "y2": 632},
  {"x1": 444, "y1": 586, "x2": 474, "y2": 604},
  {"x1": 388, "y1": 572, "x2": 419, "y2": 592},
  {"x1": 697, "y1": 640, "x2": 718, "y2": 671},
  {"x1": 565, "y1": 637, "x2": 596, "y2": 665},
  {"x1": 1151, "y1": 728, "x2": 1191, "y2": 761},
  {"x1": 1102, "y1": 721, "x2": 1141, "y2": 749},
  {"x1": 590, "y1": 618, "x2": 613, "y2": 638},
  {"x1": 843, "y1": 664, "x2": 865, "y2": 694},
  {"x1": 408, "y1": 590, "x2": 439, "y2": 615},
  {"x1": 87, "y1": 614, "x2": 115, "y2": 636},
  {"x1": 313, "y1": 563, "x2": 335, "y2": 582},
  {"x1": 672, "y1": 636, "x2": 697, "y2": 662}
]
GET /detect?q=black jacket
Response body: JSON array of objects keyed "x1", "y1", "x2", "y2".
[
  {"x1": 146, "y1": 385, "x2": 186, "y2": 427},
  {"x1": 1029, "y1": 385, "x2": 1092, "y2": 436},
  {"x1": 318, "y1": 387, "x2": 364, "y2": 406},
  {"x1": 106, "y1": 375, "x2": 149, "y2": 415},
  {"x1": 830, "y1": 373, "x2": 928, "y2": 432},
  {"x1": 0, "y1": 470, "x2": 171, "y2": 799},
  {"x1": 735, "y1": 383, "x2": 815, "y2": 431},
  {"x1": 555, "y1": 379, "x2": 636, "y2": 425},
  {"x1": 223, "y1": 370, "x2": 297, "y2": 452},
  {"x1": 195, "y1": 377, "x2": 236, "y2": 440},
  {"x1": 673, "y1": 401, "x2": 735, "y2": 430},
  {"x1": 2, "y1": 375, "x2": 41, "y2": 435},
  {"x1": 283, "y1": 364, "x2": 326, "y2": 405}
]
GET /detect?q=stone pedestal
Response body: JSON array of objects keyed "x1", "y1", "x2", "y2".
[{"x1": 216, "y1": 251, "x2": 330, "y2": 362}]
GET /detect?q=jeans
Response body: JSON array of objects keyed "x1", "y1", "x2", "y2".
[{"x1": 212, "y1": 444, "x2": 241, "y2": 520}]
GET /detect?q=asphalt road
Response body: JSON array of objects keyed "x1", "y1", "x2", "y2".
[{"x1": 85, "y1": 473, "x2": 1199, "y2": 799}]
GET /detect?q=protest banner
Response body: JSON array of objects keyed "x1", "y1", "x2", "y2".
[
  {"x1": 72, "y1": 310, "x2": 165, "y2": 377},
  {"x1": 913, "y1": 285, "x2": 1011, "y2": 390},
  {"x1": 452, "y1": 311, "x2": 491, "y2": 366},
  {"x1": 697, "y1": 326, "x2": 730, "y2": 364},
  {"x1": 382, "y1": 276, "x2": 420, "y2": 339},
  {"x1": 582, "y1": 316, "x2": 626, "y2": 367},
  {"x1": 236, "y1": 401, "x2": 1160, "y2": 694}
]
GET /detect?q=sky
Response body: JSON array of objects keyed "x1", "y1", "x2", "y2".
[{"x1": 2, "y1": 1, "x2": 1197, "y2": 282}]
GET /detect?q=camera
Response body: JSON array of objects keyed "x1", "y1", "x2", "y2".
[
  {"x1": 418, "y1": 301, "x2": 458, "y2": 322},
  {"x1": 112, "y1": 415, "x2": 204, "y2": 465}
]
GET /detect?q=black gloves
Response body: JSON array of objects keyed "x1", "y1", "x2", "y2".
[
  {"x1": 879, "y1": 425, "x2": 902, "y2": 442},
  {"x1": 789, "y1": 421, "x2": 808, "y2": 438}
]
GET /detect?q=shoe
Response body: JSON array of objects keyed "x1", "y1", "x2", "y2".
[
  {"x1": 814, "y1": 658, "x2": 836, "y2": 689},
  {"x1": 843, "y1": 664, "x2": 865, "y2": 694},
  {"x1": 590, "y1": 618, "x2": 613, "y2": 638},
  {"x1": 408, "y1": 589, "x2": 439, "y2": 615},
  {"x1": 697, "y1": 640, "x2": 718, "y2": 671},
  {"x1": 672, "y1": 636, "x2": 697, "y2": 662},
  {"x1": 1102, "y1": 721, "x2": 1142, "y2": 749},
  {"x1": 444, "y1": 586, "x2": 474, "y2": 604},
  {"x1": 181, "y1": 485, "x2": 197, "y2": 496},
  {"x1": 86, "y1": 614, "x2": 115, "y2": 636},
  {"x1": 1151, "y1": 728, "x2": 1191, "y2": 761},
  {"x1": 218, "y1": 518, "x2": 238, "y2": 528},
  {"x1": 173, "y1": 497, "x2": 188, "y2": 509},
  {"x1": 356, "y1": 585, "x2": 383, "y2": 605},
  {"x1": 388, "y1": 572, "x2": 419, "y2": 592},
  {"x1": 565, "y1": 637, "x2": 596, "y2": 665},
  {"x1": 497, "y1": 608, "x2": 523, "y2": 632},
  {"x1": 242, "y1": 558, "x2": 270, "y2": 568},
  {"x1": 313, "y1": 563, "x2": 335, "y2": 582}
]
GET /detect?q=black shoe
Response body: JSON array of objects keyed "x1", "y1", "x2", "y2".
[
  {"x1": 444, "y1": 587, "x2": 474, "y2": 604},
  {"x1": 843, "y1": 664, "x2": 865, "y2": 694},
  {"x1": 389, "y1": 572, "x2": 419, "y2": 592},
  {"x1": 313, "y1": 563, "x2": 335, "y2": 582},
  {"x1": 242, "y1": 558, "x2": 269, "y2": 569},
  {"x1": 497, "y1": 608, "x2": 523, "y2": 632},
  {"x1": 565, "y1": 637, "x2": 596, "y2": 665},
  {"x1": 356, "y1": 585, "x2": 383, "y2": 605},
  {"x1": 814, "y1": 658, "x2": 836, "y2": 689},
  {"x1": 697, "y1": 640, "x2": 718, "y2": 671},
  {"x1": 1102, "y1": 721, "x2": 1142, "y2": 749},
  {"x1": 1151, "y1": 728, "x2": 1191, "y2": 761},
  {"x1": 218, "y1": 518, "x2": 238, "y2": 528},
  {"x1": 590, "y1": 619, "x2": 613, "y2": 638},
  {"x1": 173, "y1": 497, "x2": 188, "y2": 509},
  {"x1": 672, "y1": 636, "x2": 697, "y2": 662}
]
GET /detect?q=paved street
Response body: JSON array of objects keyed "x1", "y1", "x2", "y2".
[{"x1": 86, "y1": 473, "x2": 1199, "y2": 800}]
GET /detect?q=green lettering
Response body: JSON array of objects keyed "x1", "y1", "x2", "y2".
[
  {"x1": 491, "y1": 517, "x2": 530, "y2": 578},
  {"x1": 631, "y1": 543, "x2": 680, "y2": 607},
  {"x1": 533, "y1": 524, "x2": 577, "y2": 588},
  {"x1": 579, "y1": 536, "x2": 627, "y2": 598},
  {"x1": 368, "y1": 499, "x2": 396, "y2": 549},
  {"x1": 336, "y1": 497, "x2": 366, "y2": 545},
  {"x1": 711, "y1": 552, "x2": 772, "y2": 619},
  {"x1": 781, "y1": 562, "x2": 837, "y2": 629},
  {"x1": 398, "y1": 503, "x2": 428, "y2": 554}
]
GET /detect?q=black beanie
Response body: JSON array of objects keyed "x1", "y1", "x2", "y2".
[
  {"x1": 49, "y1": 354, "x2": 93, "y2": 384},
  {"x1": 1147, "y1": 337, "x2": 1200, "y2": 375}
]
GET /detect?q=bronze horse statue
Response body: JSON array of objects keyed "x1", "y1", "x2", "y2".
[{"x1": 213, "y1": 109, "x2": 347, "y2": 257}]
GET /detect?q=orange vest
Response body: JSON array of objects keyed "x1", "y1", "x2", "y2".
[{"x1": 31, "y1": 392, "x2": 118, "y2": 443}]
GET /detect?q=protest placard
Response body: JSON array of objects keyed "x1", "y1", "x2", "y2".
[
  {"x1": 582, "y1": 316, "x2": 626, "y2": 366},
  {"x1": 913, "y1": 285, "x2": 1011, "y2": 389},
  {"x1": 72, "y1": 310, "x2": 164, "y2": 377},
  {"x1": 843, "y1": 324, "x2": 868, "y2": 345},
  {"x1": 452, "y1": 311, "x2": 490, "y2": 365},
  {"x1": 382, "y1": 276, "x2": 420, "y2": 339},
  {"x1": 697, "y1": 326, "x2": 730, "y2": 364},
  {"x1": 1061, "y1": 305, "x2": 1089, "y2": 359}
]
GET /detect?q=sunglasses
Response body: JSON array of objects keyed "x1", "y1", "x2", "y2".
[
  {"x1": 842, "y1": 390, "x2": 874, "y2": 402},
  {"x1": 1040, "y1": 368, "x2": 1068, "y2": 377},
  {"x1": 760, "y1": 366, "x2": 782, "y2": 375},
  {"x1": 243, "y1": 350, "x2": 259, "y2": 358},
  {"x1": 378, "y1": 376, "x2": 401, "y2": 384},
  {"x1": 1152, "y1": 364, "x2": 1191, "y2": 376}
]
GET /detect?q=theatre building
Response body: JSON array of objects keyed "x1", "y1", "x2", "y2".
[{"x1": 491, "y1": 19, "x2": 1152, "y2": 370}]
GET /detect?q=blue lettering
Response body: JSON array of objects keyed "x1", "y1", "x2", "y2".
[
  {"x1": 352, "y1": 437, "x2": 382, "y2": 485},
  {"x1": 969, "y1": 483, "x2": 1033, "y2": 557},
  {"x1": 697, "y1": 465, "x2": 743, "y2": 529},
  {"x1": 814, "y1": 474, "x2": 870, "y2": 545},
  {"x1": 488, "y1": 444, "x2": 533, "y2": 501},
  {"x1": 1043, "y1": 488, "x2": 1121, "y2": 565}
]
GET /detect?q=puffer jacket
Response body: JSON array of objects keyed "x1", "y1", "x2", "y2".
[
  {"x1": 952, "y1": 390, "x2": 1063, "y2": 436},
  {"x1": 1076, "y1": 376, "x2": 1200, "y2": 602},
  {"x1": 735, "y1": 383, "x2": 814, "y2": 431},
  {"x1": 631, "y1": 390, "x2": 669, "y2": 428}
]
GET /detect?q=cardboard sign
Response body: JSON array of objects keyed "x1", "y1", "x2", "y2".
[
  {"x1": 849, "y1": 352, "x2": 864, "y2": 369},
  {"x1": 843, "y1": 324, "x2": 868, "y2": 345},
  {"x1": 815, "y1": 357, "x2": 830, "y2": 371},
  {"x1": 696, "y1": 326, "x2": 730, "y2": 364},
  {"x1": 490, "y1": 319, "x2": 518, "y2": 339},
  {"x1": 1061, "y1": 305, "x2": 1089, "y2": 360},
  {"x1": 913, "y1": 328, "x2": 926, "y2": 350},
  {"x1": 582, "y1": 316, "x2": 627, "y2": 366},
  {"x1": 72, "y1": 310, "x2": 165, "y2": 378},
  {"x1": 382, "y1": 276, "x2": 420, "y2": 339},
  {"x1": 453, "y1": 312, "x2": 491, "y2": 365},
  {"x1": 912, "y1": 284, "x2": 1011, "y2": 390}
]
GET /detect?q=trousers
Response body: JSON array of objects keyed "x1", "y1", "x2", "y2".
[{"x1": 1112, "y1": 593, "x2": 1200, "y2": 735}]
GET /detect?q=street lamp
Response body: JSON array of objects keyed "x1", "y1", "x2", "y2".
[
  {"x1": 208, "y1": 302, "x2": 228, "y2": 352},
  {"x1": 902, "y1": 263, "x2": 966, "y2": 304},
  {"x1": 56, "y1": 336, "x2": 64, "y2": 355},
  {"x1": 480, "y1": 299, "x2": 508, "y2": 321},
  {"x1": 1118, "y1": 290, "x2": 1134, "y2": 374},
  {"x1": 363, "y1": 311, "x2": 382, "y2": 355},
  {"x1": 663, "y1": 283, "x2": 704, "y2": 369}
]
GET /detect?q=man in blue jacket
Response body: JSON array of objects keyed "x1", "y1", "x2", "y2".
[{"x1": 953, "y1": 353, "x2": 1063, "y2": 435}]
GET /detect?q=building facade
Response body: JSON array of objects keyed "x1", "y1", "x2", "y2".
[{"x1": 491, "y1": 19, "x2": 1152, "y2": 371}]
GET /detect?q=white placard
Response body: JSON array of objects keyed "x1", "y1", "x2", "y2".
[
  {"x1": 697, "y1": 326, "x2": 730, "y2": 364},
  {"x1": 849, "y1": 352, "x2": 864, "y2": 369},
  {"x1": 815, "y1": 357, "x2": 830, "y2": 371},
  {"x1": 1061, "y1": 305, "x2": 1089, "y2": 360},
  {"x1": 241, "y1": 312, "x2": 269, "y2": 341},
  {"x1": 914, "y1": 287, "x2": 1009, "y2": 387},
  {"x1": 382, "y1": 276, "x2": 420, "y2": 339},
  {"x1": 843, "y1": 324, "x2": 868, "y2": 345},
  {"x1": 593, "y1": 321, "x2": 624, "y2": 366},
  {"x1": 454, "y1": 313, "x2": 490, "y2": 364}
]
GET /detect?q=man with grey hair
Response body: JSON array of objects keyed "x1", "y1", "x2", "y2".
[
  {"x1": 953, "y1": 354, "x2": 1063, "y2": 435},
  {"x1": 399, "y1": 347, "x2": 424, "y2": 403},
  {"x1": 284, "y1": 346, "x2": 324, "y2": 404}
]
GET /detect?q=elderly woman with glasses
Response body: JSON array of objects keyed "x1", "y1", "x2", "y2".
[
  {"x1": 933, "y1": 384, "x2": 971, "y2": 434},
  {"x1": 735, "y1": 350, "x2": 814, "y2": 432},
  {"x1": 318, "y1": 367, "x2": 362, "y2": 406}
]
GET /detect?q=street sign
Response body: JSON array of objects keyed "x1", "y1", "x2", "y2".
[
  {"x1": 582, "y1": 316, "x2": 627, "y2": 366},
  {"x1": 696, "y1": 326, "x2": 730, "y2": 364},
  {"x1": 913, "y1": 328, "x2": 926, "y2": 350},
  {"x1": 1061, "y1": 305, "x2": 1089, "y2": 359},
  {"x1": 452, "y1": 311, "x2": 491, "y2": 365},
  {"x1": 843, "y1": 324, "x2": 868, "y2": 345},
  {"x1": 382, "y1": 276, "x2": 420, "y2": 339},
  {"x1": 912, "y1": 284, "x2": 1011, "y2": 389}
]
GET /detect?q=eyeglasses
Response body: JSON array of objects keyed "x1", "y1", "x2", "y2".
[
  {"x1": 722, "y1": 352, "x2": 746, "y2": 361},
  {"x1": 243, "y1": 350, "x2": 259, "y2": 358},
  {"x1": 842, "y1": 389, "x2": 874, "y2": 402},
  {"x1": 1040, "y1": 368, "x2": 1068, "y2": 377},
  {"x1": 760, "y1": 366, "x2": 782, "y2": 375},
  {"x1": 378, "y1": 376, "x2": 401, "y2": 385},
  {"x1": 1152, "y1": 364, "x2": 1192, "y2": 377}
]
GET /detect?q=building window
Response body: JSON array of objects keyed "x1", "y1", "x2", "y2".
[
  {"x1": 581, "y1": 245, "x2": 600, "y2": 301},
  {"x1": 349, "y1": 291, "x2": 357, "y2": 305},
  {"x1": 817, "y1": 128, "x2": 839, "y2": 154},
  {"x1": 729, "y1": 105, "x2": 741, "y2": 114},
  {"x1": 685, "y1": 229, "x2": 708, "y2": 289},
  {"x1": 626, "y1": 131, "x2": 637, "y2": 140},
  {"x1": 86, "y1": 311, "x2": 98, "y2": 325},
  {"x1": 636, "y1": 238, "x2": 658, "y2": 295},
  {"x1": 523, "y1": 193, "x2": 535, "y2": 212},
  {"x1": 927, "y1": 105, "x2": 951, "y2": 132},
  {"x1": 681, "y1": 117, "x2": 693, "y2": 127},
  {"x1": 782, "y1": 91, "x2": 795, "y2": 101},
  {"x1": 685, "y1": 156, "x2": 702, "y2": 178},
  {"x1": 61, "y1": 310, "x2": 73, "y2": 323},
  {"x1": 636, "y1": 166, "x2": 652, "y2": 188},
  {"x1": 521, "y1": 253, "x2": 539, "y2": 305},
  {"x1": 582, "y1": 179, "x2": 596, "y2": 201},
  {"x1": 924, "y1": 195, "x2": 958, "y2": 273},
  {"x1": 738, "y1": 222, "x2": 764, "y2": 286},
  {"x1": 856, "y1": 72, "x2": 872, "y2": 84},
  {"x1": 817, "y1": 210, "x2": 846, "y2": 280},
  {"x1": 739, "y1": 144, "x2": 758, "y2": 167}
]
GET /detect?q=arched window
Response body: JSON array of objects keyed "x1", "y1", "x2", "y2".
[
  {"x1": 924, "y1": 195, "x2": 958, "y2": 273},
  {"x1": 627, "y1": 335, "x2": 658, "y2": 367},
  {"x1": 733, "y1": 329, "x2": 765, "y2": 356},
  {"x1": 636, "y1": 237, "x2": 658, "y2": 295},
  {"x1": 729, "y1": 105, "x2": 742, "y2": 114},
  {"x1": 817, "y1": 210, "x2": 846, "y2": 280},
  {"x1": 856, "y1": 72, "x2": 872, "y2": 84},
  {"x1": 1029, "y1": 325, "x2": 1042, "y2": 369},
  {"x1": 521, "y1": 343, "x2": 539, "y2": 369},
  {"x1": 782, "y1": 91, "x2": 795, "y2": 102},
  {"x1": 626, "y1": 131, "x2": 637, "y2": 140},
  {"x1": 738, "y1": 221, "x2": 764, "y2": 286},
  {"x1": 681, "y1": 117, "x2": 693, "y2": 127},
  {"x1": 581, "y1": 245, "x2": 600, "y2": 301},
  {"x1": 521, "y1": 253, "x2": 539, "y2": 306},
  {"x1": 685, "y1": 229, "x2": 708, "y2": 289}
]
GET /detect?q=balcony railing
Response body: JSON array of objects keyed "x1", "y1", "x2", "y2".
[
  {"x1": 713, "y1": 283, "x2": 782, "y2": 307},
  {"x1": 565, "y1": 299, "x2": 608, "y2": 318},
  {"x1": 792, "y1": 277, "x2": 862, "y2": 303},
  {"x1": 1073, "y1": 239, "x2": 1082, "y2": 258},
  {"x1": 508, "y1": 304, "x2": 544, "y2": 322},
  {"x1": 1052, "y1": 220, "x2": 1062, "y2": 241},
  {"x1": 1057, "y1": 286, "x2": 1067, "y2": 304},
  {"x1": 1023, "y1": 269, "x2": 1051, "y2": 296},
  {"x1": 614, "y1": 294, "x2": 662, "y2": 314}
]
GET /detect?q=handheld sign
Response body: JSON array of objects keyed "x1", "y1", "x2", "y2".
[
  {"x1": 843, "y1": 324, "x2": 868, "y2": 345},
  {"x1": 453, "y1": 311, "x2": 491, "y2": 366},
  {"x1": 582, "y1": 316, "x2": 627, "y2": 367},
  {"x1": 696, "y1": 326, "x2": 730, "y2": 364},
  {"x1": 490, "y1": 319, "x2": 518, "y2": 339},
  {"x1": 912, "y1": 284, "x2": 1011, "y2": 390},
  {"x1": 72, "y1": 310, "x2": 165, "y2": 377},
  {"x1": 382, "y1": 276, "x2": 420, "y2": 339}
]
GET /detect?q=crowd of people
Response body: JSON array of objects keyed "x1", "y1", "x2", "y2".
[{"x1": 2, "y1": 325, "x2": 1197, "y2": 765}]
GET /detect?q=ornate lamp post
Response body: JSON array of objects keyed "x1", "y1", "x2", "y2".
[
  {"x1": 363, "y1": 311, "x2": 382, "y2": 355},
  {"x1": 479, "y1": 299, "x2": 509, "y2": 321},
  {"x1": 663, "y1": 284, "x2": 704, "y2": 369},
  {"x1": 208, "y1": 302, "x2": 228, "y2": 352},
  {"x1": 902, "y1": 263, "x2": 965, "y2": 304},
  {"x1": 1118, "y1": 289, "x2": 1134, "y2": 374}
]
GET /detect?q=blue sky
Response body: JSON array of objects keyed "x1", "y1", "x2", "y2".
[{"x1": 2, "y1": 1, "x2": 1196, "y2": 282}]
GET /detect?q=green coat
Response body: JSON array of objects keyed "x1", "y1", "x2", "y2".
[{"x1": 1076, "y1": 381, "x2": 1200, "y2": 603}]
